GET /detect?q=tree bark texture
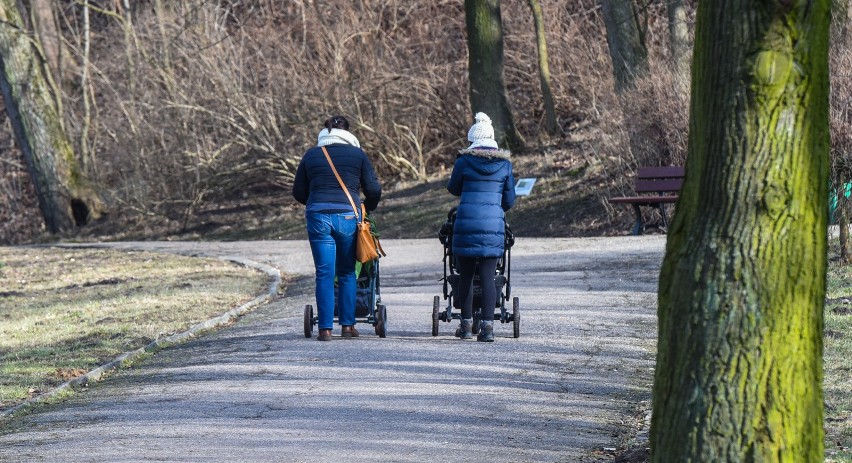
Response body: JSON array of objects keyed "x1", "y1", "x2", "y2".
[
  {"x1": 121, "y1": 0, "x2": 137, "y2": 95},
  {"x1": 600, "y1": 0, "x2": 648, "y2": 93},
  {"x1": 80, "y1": 0, "x2": 92, "y2": 172},
  {"x1": 838, "y1": 173, "x2": 850, "y2": 263},
  {"x1": 651, "y1": 0, "x2": 830, "y2": 461},
  {"x1": 29, "y1": 0, "x2": 60, "y2": 83},
  {"x1": 527, "y1": 0, "x2": 558, "y2": 135},
  {"x1": 832, "y1": 0, "x2": 852, "y2": 42},
  {"x1": 0, "y1": 0, "x2": 102, "y2": 232},
  {"x1": 465, "y1": 0, "x2": 524, "y2": 150},
  {"x1": 848, "y1": 0, "x2": 852, "y2": 41},
  {"x1": 154, "y1": 0, "x2": 175, "y2": 99},
  {"x1": 666, "y1": 0, "x2": 690, "y2": 80}
]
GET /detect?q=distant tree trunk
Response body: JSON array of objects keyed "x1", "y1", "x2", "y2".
[
  {"x1": 527, "y1": 0, "x2": 558, "y2": 135},
  {"x1": 666, "y1": 0, "x2": 689, "y2": 80},
  {"x1": 121, "y1": 0, "x2": 137, "y2": 95},
  {"x1": 20, "y1": 0, "x2": 63, "y2": 132},
  {"x1": 834, "y1": 0, "x2": 852, "y2": 42},
  {"x1": 465, "y1": 0, "x2": 524, "y2": 151},
  {"x1": 839, "y1": 172, "x2": 851, "y2": 263},
  {"x1": 834, "y1": 0, "x2": 852, "y2": 262},
  {"x1": 154, "y1": 0, "x2": 176, "y2": 98},
  {"x1": 651, "y1": 0, "x2": 830, "y2": 461},
  {"x1": 29, "y1": 0, "x2": 60, "y2": 82},
  {"x1": 600, "y1": 0, "x2": 648, "y2": 93},
  {"x1": 80, "y1": 0, "x2": 92, "y2": 172},
  {"x1": 0, "y1": 0, "x2": 103, "y2": 232},
  {"x1": 848, "y1": 0, "x2": 852, "y2": 41}
]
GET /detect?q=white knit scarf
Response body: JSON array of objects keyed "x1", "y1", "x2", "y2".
[{"x1": 317, "y1": 128, "x2": 361, "y2": 148}]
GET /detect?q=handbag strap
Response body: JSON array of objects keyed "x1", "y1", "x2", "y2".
[{"x1": 321, "y1": 146, "x2": 361, "y2": 223}]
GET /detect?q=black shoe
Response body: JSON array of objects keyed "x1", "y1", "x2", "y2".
[
  {"x1": 477, "y1": 323, "x2": 494, "y2": 342},
  {"x1": 455, "y1": 319, "x2": 473, "y2": 339}
]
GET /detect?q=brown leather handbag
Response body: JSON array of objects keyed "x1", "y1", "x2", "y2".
[{"x1": 321, "y1": 146, "x2": 385, "y2": 263}]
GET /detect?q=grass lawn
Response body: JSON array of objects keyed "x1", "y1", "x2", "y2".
[
  {"x1": 0, "y1": 245, "x2": 849, "y2": 461},
  {"x1": 824, "y1": 260, "x2": 852, "y2": 463},
  {"x1": 0, "y1": 247, "x2": 268, "y2": 414}
]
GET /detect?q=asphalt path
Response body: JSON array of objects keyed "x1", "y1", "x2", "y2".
[{"x1": 0, "y1": 236, "x2": 665, "y2": 462}]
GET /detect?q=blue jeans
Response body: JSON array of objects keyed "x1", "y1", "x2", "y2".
[{"x1": 306, "y1": 211, "x2": 358, "y2": 330}]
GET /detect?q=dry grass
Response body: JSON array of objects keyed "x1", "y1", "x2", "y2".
[
  {"x1": 0, "y1": 0, "x2": 643, "y2": 242},
  {"x1": 0, "y1": 247, "x2": 267, "y2": 413}
]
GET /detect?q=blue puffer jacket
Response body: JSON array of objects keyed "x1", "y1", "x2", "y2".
[
  {"x1": 292, "y1": 143, "x2": 382, "y2": 213},
  {"x1": 447, "y1": 148, "x2": 515, "y2": 258}
]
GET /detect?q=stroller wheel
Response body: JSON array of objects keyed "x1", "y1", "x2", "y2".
[
  {"x1": 376, "y1": 304, "x2": 388, "y2": 338},
  {"x1": 513, "y1": 297, "x2": 520, "y2": 338},
  {"x1": 432, "y1": 296, "x2": 440, "y2": 336},
  {"x1": 304, "y1": 304, "x2": 314, "y2": 338}
]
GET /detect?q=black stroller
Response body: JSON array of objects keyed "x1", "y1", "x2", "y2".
[
  {"x1": 304, "y1": 258, "x2": 387, "y2": 338},
  {"x1": 432, "y1": 207, "x2": 519, "y2": 338}
]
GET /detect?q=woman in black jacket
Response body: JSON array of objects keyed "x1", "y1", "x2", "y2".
[
  {"x1": 292, "y1": 116, "x2": 382, "y2": 341},
  {"x1": 447, "y1": 112, "x2": 515, "y2": 342}
]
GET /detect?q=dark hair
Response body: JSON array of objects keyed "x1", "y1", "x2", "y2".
[{"x1": 324, "y1": 115, "x2": 350, "y2": 131}]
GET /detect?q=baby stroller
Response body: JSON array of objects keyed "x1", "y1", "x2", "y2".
[
  {"x1": 304, "y1": 258, "x2": 388, "y2": 338},
  {"x1": 432, "y1": 207, "x2": 519, "y2": 338}
]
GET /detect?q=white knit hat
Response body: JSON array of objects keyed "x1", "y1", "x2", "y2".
[{"x1": 467, "y1": 112, "x2": 498, "y2": 149}]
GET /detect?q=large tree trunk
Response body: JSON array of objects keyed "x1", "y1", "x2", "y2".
[
  {"x1": 465, "y1": 0, "x2": 524, "y2": 151},
  {"x1": 666, "y1": 0, "x2": 689, "y2": 80},
  {"x1": 651, "y1": 0, "x2": 830, "y2": 461},
  {"x1": 527, "y1": 0, "x2": 558, "y2": 135},
  {"x1": 600, "y1": 0, "x2": 648, "y2": 93},
  {"x1": 0, "y1": 0, "x2": 103, "y2": 233}
]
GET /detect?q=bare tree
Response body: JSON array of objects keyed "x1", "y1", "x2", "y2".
[
  {"x1": 154, "y1": 0, "x2": 175, "y2": 98},
  {"x1": 0, "y1": 0, "x2": 103, "y2": 232},
  {"x1": 666, "y1": 0, "x2": 689, "y2": 80},
  {"x1": 120, "y1": 0, "x2": 137, "y2": 95},
  {"x1": 600, "y1": 0, "x2": 648, "y2": 93},
  {"x1": 465, "y1": 0, "x2": 524, "y2": 150},
  {"x1": 651, "y1": 0, "x2": 830, "y2": 460},
  {"x1": 80, "y1": 0, "x2": 92, "y2": 171},
  {"x1": 527, "y1": 0, "x2": 557, "y2": 135},
  {"x1": 29, "y1": 0, "x2": 60, "y2": 82}
]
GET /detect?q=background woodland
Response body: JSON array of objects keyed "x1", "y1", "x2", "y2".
[{"x1": 0, "y1": 0, "x2": 849, "y2": 244}]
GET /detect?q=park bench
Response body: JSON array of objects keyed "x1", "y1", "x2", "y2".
[{"x1": 608, "y1": 166, "x2": 685, "y2": 235}]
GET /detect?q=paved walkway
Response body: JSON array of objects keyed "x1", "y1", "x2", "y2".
[{"x1": 0, "y1": 237, "x2": 665, "y2": 462}]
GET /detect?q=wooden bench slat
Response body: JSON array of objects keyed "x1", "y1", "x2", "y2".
[
  {"x1": 607, "y1": 165, "x2": 684, "y2": 235},
  {"x1": 608, "y1": 196, "x2": 679, "y2": 204},
  {"x1": 637, "y1": 166, "x2": 685, "y2": 178},
  {"x1": 634, "y1": 178, "x2": 683, "y2": 193}
]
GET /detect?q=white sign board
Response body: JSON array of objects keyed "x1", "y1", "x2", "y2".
[{"x1": 514, "y1": 178, "x2": 537, "y2": 196}]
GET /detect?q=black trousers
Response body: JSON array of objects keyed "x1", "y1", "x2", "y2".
[{"x1": 455, "y1": 256, "x2": 499, "y2": 321}]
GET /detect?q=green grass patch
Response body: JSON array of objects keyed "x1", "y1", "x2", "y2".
[
  {"x1": 0, "y1": 247, "x2": 268, "y2": 413},
  {"x1": 825, "y1": 261, "x2": 852, "y2": 463}
]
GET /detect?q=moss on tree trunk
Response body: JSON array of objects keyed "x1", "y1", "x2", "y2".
[
  {"x1": 651, "y1": 0, "x2": 830, "y2": 461},
  {"x1": 0, "y1": 0, "x2": 103, "y2": 233}
]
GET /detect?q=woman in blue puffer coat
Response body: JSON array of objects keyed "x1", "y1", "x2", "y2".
[{"x1": 447, "y1": 112, "x2": 515, "y2": 342}]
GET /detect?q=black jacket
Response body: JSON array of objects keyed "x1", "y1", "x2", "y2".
[{"x1": 292, "y1": 143, "x2": 382, "y2": 213}]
